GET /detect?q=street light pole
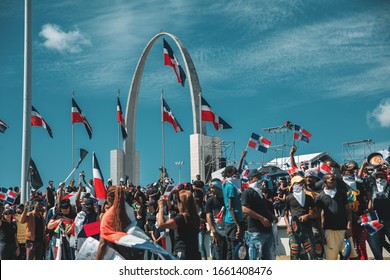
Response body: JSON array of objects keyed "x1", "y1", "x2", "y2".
[{"x1": 175, "y1": 161, "x2": 184, "y2": 183}]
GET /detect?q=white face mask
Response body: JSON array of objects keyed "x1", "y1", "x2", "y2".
[
  {"x1": 343, "y1": 176, "x2": 357, "y2": 190},
  {"x1": 249, "y1": 181, "x2": 263, "y2": 198},
  {"x1": 293, "y1": 183, "x2": 305, "y2": 207},
  {"x1": 376, "y1": 178, "x2": 387, "y2": 193}
]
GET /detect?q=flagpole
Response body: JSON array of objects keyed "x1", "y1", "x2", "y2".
[
  {"x1": 72, "y1": 91, "x2": 75, "y2": 180},
  {"x1": 199, "y1": 91, "x2": 204, "y2": 180},
  {"x1": 117, "y1": 89, "x2": 120, "y2": 151},
  {"x1": 161, "y1": 89, "x2": 165, "y2": 176},
  {"x1": 20, "y1": 0, "x2": 32, "y2": 204},
  {"x1": 117, "y1": 89, "x2": 120, "y2": 185}
]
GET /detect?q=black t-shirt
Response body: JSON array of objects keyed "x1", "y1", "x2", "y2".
[
  {"x1": 34, "y1": 215, "x2": 45, "y2": 242},
  {"x1": 285, "y1": 193, "x2": 315, "y2": 228},
  {"x1": 0, "y1": 220, "x2": 17, "y2": 243},
  {"x1": 46, "y1": 186, "x2": 55, "y2": 206},
  {"x1": 371, "y1": 185, "x2": 390, "y2": 221},
  {"x1": 315, "y1": 189, "x2": 348, "y2": 230},
  {"x1": 241, "y1": 188, "x2": 273, "y2": 233},
  {"x1": 146, "y1": 211, "x2": 157, "y2": 232},
  {"x1": 172, "y1": 214, "x2": 200, "y2": 259}
]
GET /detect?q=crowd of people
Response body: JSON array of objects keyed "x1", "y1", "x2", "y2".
[{"x1": 0, "y1": 146, "x2": 389, "y2": 260}]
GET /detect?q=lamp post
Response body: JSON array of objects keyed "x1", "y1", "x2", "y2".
[{"x1": 175, "y1": 161, "x2": 184, "y2": 183}]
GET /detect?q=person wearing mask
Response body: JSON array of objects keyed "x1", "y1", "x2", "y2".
[{"x1": 0, "y1": 207, "x2": 19, "y2": 259}]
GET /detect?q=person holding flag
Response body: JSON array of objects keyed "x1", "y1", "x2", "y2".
[{"x1": 366, "y1": 168, "x2": 390, "y2": 260}]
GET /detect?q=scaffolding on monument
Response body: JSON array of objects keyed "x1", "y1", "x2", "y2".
[
  {"x1": 342, "y1": 139, "x2": 375, "y2": 164},
  {"x1": 203, "y1": 140, "x2": 235, "y2": 182},
  {"x1": 261, "y1": 124, "x2": 295, "y2": 169}
]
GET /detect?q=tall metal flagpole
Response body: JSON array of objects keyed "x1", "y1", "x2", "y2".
[
  {"x1": 72, "y1": 91, "x2": 75, "y2": 180},
  {"x1": 20, "y1": 0, "x2": 32, "y2": 204},
  {"x1": 117, "y1": 89, "x2": 120, "y2": 184},
  {"x1": 161, "y1": 89, "x2": 165, "y2": 176},
  {"x1": 199, "y1": 91, "x2": 204, "y2": 180}
]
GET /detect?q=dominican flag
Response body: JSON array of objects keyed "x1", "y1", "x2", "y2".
[
  {"x1": 72, "y1": 97, "x2": 93, "y2": 139},
  {"x1": 293, "y1": 124, "x2": 311, "y2": 143},
  {"x1": 162, "y1": 98, "x2": 184, "y2": 133},
  {"x1": 0, "y1": 187, "x2": 7, "y2": 201},
  {"x1": 6, "y1": 190, "x2": 17, "y2": 204},
  {"x1": 117, "y1": 97, "x2": 127, "y2": 140},
  {"x1": 358, "y1": 211, "x2": 379, "y2": 225},
  {"x1": 0, "y1": 120, "x2": 9, "y2": 133},
  {"x1": 201, "y1": 96, "x2": 232, "y2": 130},
  {"x1": 31, "y1": 106, "x2": 53, "y2": 138},
  {"x1": 247, "y1": 132, "x2": 271, "y2": 153},
  {"x1": 241, "y1": 163, "x2": 250, "y2": 190},
  {"x1": 318, "y1": 163, "x2": 333, "y2": 178},
  {"x1": 288, "y1": 166, "x2": 299, "y2": 175},
  {"x1": 93, "y1": 152, "x2": 107, "y2": 201},
  {"x1": 364, "y1": 220, "x2": 384, "y2": 235},
  {"x1": 163, "y1": 38, "x2": 186, "y2": 86},
  {"x1": 62, "y1": 191, "x2": 78, "y2": 205}
]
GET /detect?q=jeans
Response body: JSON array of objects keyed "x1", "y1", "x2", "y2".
[
  {"x1": 288, "y1": 226, "x2": 316, "y2": 260},
  {"x1": 225, "y1": 222, "x2": 240, "y2": 260},
  {"x1": 367, "y1": 219, "x2": 390, "y2": 260},
  {"x1": 245, "y1": 231, "x2": 276, "y2": 260},
  {"x1": 198, "y1": 229, "x2": 207, "y2": 259},
  {"x1": 210, "y1": 234, "x2": 227, "y2": 260},
  {"x1": 45, "y1": 236, "x2": 57, "y2": 260}
]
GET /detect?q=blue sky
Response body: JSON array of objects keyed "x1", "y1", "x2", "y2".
[{"x1": 0, "y1": 0, "x2": 389, "y2": 189}]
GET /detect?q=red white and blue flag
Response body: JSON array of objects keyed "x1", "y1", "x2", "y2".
[
  {"x1": 364, "y1": 220, "x2": 384, "y2": 235},
  {"x1": 293, "y1": 124, "x2": 311, "y2": 143},
  {"x1": 0, "y1": 120, "x2": 9, "y2": 133},
  {"x1": 0, "y1": 187, "x2": 17, "y2": 204},
  {"x1": 358, "y1": 211, "x2": 379, "y2": 225},
  {"x1": 247, "y1": 132, "x2": 271, "y2": 153},
  {"x1": 288, "y1": 166, "x2": 299, "y2": 175},
  {"x1": 117, "y1": 96, "x2": 127, "y2": 140},
  {"x1": 201, "y1": 96, "x2": 232, "y2": 131},
  {"x1": 318, "y1": 163, "x2": 333, "y2": 178},
  {"x1": 163, "y1": 38, "x2": 186, "y2": 86},
  {"x1": 162, "y1": 98, "x2": 184, "y2": 133},
  {"x1": 93, "y1": 152, "x2": 107, "y2": 201},
  {"x1": 241, "y1": 161, "x2": 251, "y2": 190},
  {"x1": 31, "y1": 106, "x2": 53, "y2": 138},
  {"x1": 72, "y1": 97, "x2": 93, "y2": 139}
]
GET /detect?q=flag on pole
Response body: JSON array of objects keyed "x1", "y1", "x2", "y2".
[
  {"x1": 72, "y1": 97, "x2": 93, "y2": 139},
  {"x1": 31, "y1": 106, "x2": 53, "y2": 138},
  {"x1": 162, "y1": 98, "x2": 184, "y2": 133},
  {"x1": 93, "y1": 152, "x2": 107, "y2": 201},
  {"x1": 29, "y1": 158, "x2": 43, "y2": 189},
  {"x1": 163, "y1": 38, "x2": 186, "y2": 86},
  {"x1": 247, "y1": 132, "x2": 271, "y2": 153},
  {"x1": 201, "y1": 96, "x2": 232, "y2": 130},
  {"x1": 0, "y1": 120, "x2": 9, "y2": 133},
  {"x1": 75, "y1": 148, "x2": 88, "y2": 169},
  {"x1": 293, "y1": 124, "x2": 311, "y2": 143},
  {"x1": 117, "y1": 96, "x2": 128, "y2": 140}
]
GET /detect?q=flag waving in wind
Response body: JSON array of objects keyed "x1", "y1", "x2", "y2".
[
  {"x1": 163, "y1": 38, "x2": 186, "y2": 86},
  {"x1": 293, "y1": 124, "x2": 311, "y2": 143},
  {"x1": 0, "y1": 120, "x2": 9, "y2": 133},
  {"x1": 162, "y1": 98, "x2": 184, "y2": 133},
  {"x1": 72, "y1": 97, "x2": 93, "y2": 139},
  {"x1": 247, "y1": 132, "x2": 271, "y2": 153},
  {"x1": 93, "y1": 152, "x2": 107, "y2": 201},
  {"x1": 31, "y1": 106, "x2": 53, "y2": 138},
  {"x1": 201, "y1": 96, "x2": 232, "y2": 130},
  {"x1": 117, "y1": 96, "x2": 127, "y2": 140}
]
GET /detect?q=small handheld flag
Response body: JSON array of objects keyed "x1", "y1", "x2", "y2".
[
  {"x1": 247, "y1": 132, "x2": 271, "y2": 153},
  {"x1": 293, "y1": 124, "x2": 312, "y2": 143}
]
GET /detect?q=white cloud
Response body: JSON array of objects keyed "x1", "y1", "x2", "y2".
[
  {"x1": 39, "y1": 24, "x2": 91, "y2": 53},
  {"x1": 367, "y1": 98, "x2": 390, "y2": 127}
]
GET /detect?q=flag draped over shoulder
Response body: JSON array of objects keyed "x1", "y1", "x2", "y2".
[
  {"x1": 72, "y1": 97, "x2": 92, "y2": 139},
  {"x1": 31, "y1": 105, "x2": 53, "y2": 138},
  {"x1": 201, "y1": 96, "x2": 232, "y2": 130},
  {"x1": 247, "y1": 132, "x2": 271, "y2": 153},
  {"x1": 117, "y1": 97, "x2": 128, "y2": 140},
  {"x1": 293, "y1": 124, "x2": 311, "y2": 143},
  {"x1": 0, "y1": 120, "x2": 9, "y2": 133},
  {"x1": 162, "y1": 98, "x2": 184, "y2": 133},
  {"x1": 93, "y1": 152, "x2": 107, "y2": 200},
  {"x1": 163, "y1": 38, "x2": 186, "y2": 86}
]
